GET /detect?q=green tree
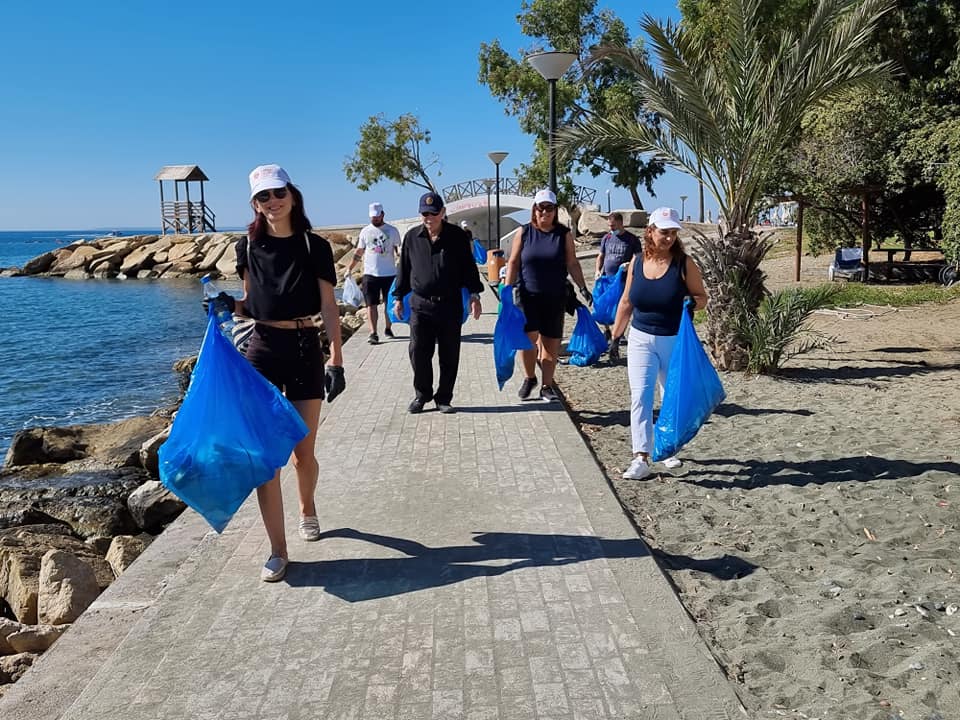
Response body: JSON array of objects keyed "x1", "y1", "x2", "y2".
[
  {"x1": 478, "y1": 0, "x2": 663, "y2": 209},
  {"x1": 558, "y1": 0, "x2": 894, "y2": 370},
  {"x1": 343, "y1": 113, "x2": 439, "y2": 193}
]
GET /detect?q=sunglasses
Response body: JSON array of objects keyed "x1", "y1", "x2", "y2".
[
  {"x1": 253, "y1": 187, "x2": 288, "y2": 203},
  {"x1": 421, "y1": 211, "x2": 441, "y2": 217},
  {"x1": 535, "y1": 203, "x2": 557, "y2": 212}
]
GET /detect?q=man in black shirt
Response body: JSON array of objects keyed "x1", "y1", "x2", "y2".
[{"x1": 393, "y1": 191, "x2": 484, "y2": 414}]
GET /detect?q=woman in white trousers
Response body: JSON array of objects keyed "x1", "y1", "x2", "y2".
[{"x1": 609, "y1": 208, "x2": 707, "y2": 480}]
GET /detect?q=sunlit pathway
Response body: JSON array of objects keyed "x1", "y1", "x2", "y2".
[{"x1": 1, "y1": 305, "x2": 744, "y2": 720}]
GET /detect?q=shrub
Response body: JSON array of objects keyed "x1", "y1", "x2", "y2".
[{"x1": 736, "y1": 285, "x2": 843, "y2": 374}]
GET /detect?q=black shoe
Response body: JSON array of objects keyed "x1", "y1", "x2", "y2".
[
  {"x1": 540, "y1": 385, "x2": 559, "y2": 402},
  {"x1": 436, "y1": 402, "x2": 456, "y2": 414},
  {"x1": 368, "y1": 333, "x2": 379, "y2": 345},
  {"x1": 518, "y1": 377, "x2": 538, "y2": 400},
  {"x1": 408, "y1": 397, "x2": 426, "y2": 414},
  {"x1": 384, "y1": 327, "x2": 395, "y2": 338}
]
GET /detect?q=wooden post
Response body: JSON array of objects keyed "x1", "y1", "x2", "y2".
[
  {"x1": 861, "y1": 191, "x2": 870, "y2": 283},
  {"x1": 185, "y1": 182, "x2": 193, "y2": 233},
  {"x1": 794, "y1": 201, "x2": 804, "y2": 282},
  {"x1": 200, "y1": 181, "x2": 206, "y2": 231},
  {"x1": 159, "y1": 181, "x2": 165, "y2": 235}
]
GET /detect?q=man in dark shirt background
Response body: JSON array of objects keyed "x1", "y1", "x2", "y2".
[
  {"x1": 595, "y1": 212, "x2": 641, "y2": 360},
  {"x1": 393, "y1": 191, "x2": 484, "y2": 414}
]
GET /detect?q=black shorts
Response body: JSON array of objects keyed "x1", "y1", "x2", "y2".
[
  {"x1": 519, "y1": 290, "x2": 565, "y2": 339},
  {"x1": 245, "y1": 324, "x2": 326, "y2": 401},
  {"x1": 362, "y1": 274, "x2": 394, "y2": 306}
]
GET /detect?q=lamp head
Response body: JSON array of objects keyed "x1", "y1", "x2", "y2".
[{"x1": 526, "y1": 51, "x2": 577, "y2": 81}]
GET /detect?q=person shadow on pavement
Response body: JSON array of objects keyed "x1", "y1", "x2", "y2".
[{"x1": 283, "y1": 529, "x2": 649, "y2": 601}]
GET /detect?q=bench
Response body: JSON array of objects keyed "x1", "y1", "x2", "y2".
[{"x1": 870, "y1": 247, "x2": 945, "y2": 281}]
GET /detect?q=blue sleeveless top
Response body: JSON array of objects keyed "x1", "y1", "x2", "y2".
[
  {"x1": 520, "y1": 223, "x2": 568, "y2": 296},
  {"x1": 629, "y1": 255, "x2": 687, "y2": 336}
]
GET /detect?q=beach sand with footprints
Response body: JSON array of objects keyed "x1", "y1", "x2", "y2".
[{"x1": 555, "y1": 248, "x2": 960, "y2": 719}]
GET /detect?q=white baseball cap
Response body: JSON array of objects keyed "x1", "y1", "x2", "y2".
[
  {"x1": 533, "y1": 189, "x2": 557, "y2": 206},
  {"x1": 249, "y1": 164, "x2": 291, "y2": 200},
  {"x1": 649, "y1": 207, "x2": 682, "y2": 229},
  {"x1": 368, "y1": 202, "x2": 384, "y2": 217}
]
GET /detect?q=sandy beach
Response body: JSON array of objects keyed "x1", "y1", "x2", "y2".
[{"x1": 555, "y1": 247, "x2": 960, "y2": 719}]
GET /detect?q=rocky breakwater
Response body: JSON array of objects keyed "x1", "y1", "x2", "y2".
[
  {"x1": 1, "y1": 229, "x2": 371, "y2": 341},
  {"x1": 0, "y1": 381, "x2": 191, "y2": 698}
]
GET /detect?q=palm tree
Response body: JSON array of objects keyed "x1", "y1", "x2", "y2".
[{"x1": 558, "y1": 0, "x2": 894, "y2": 370}]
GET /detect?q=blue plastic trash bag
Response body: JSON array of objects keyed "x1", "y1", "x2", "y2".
[
  {"x1": 387, "y1": 277, "x2": 412, "y2": 323},
  {"x1": 472, "y1": 239, "x2": 487, "y2": 265},
  {"x1": 567, "y1": 305, "x2": 608, "y2": 366},
  {"x1": 493, "y1": 285, "x2": 533, "y2": 389},
  {"x1": 461, "y1": 287, "x2": 471, "y2": 324},
  {"x1": 591, "y1": 266, "x2": 626, "y2": 325},
  {"x1": 652, "y1": 305, "x2": 725, "y2": 461},
  {"x1": 158, "y1": 313, "x2": 308, "y2": 532}
]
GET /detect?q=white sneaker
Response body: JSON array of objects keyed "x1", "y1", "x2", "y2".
[
  {"x1": 261, "y1": 555, "x2": 288, "y2": 582},
  {"x1": 622, "y1": 457, "x2": 652, "y2": 480},
  {"x1": 662, "y1": 456, "x2": 683, "y2": 469},
  {"x1": 298, "y1": 515, "x2": 321, "y2": 541}
]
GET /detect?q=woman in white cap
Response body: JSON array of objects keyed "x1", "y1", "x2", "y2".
[
  {"x1": 215, "y1": 164, "x2": 346, "y2": 581},
  {"x1": 503, "y1": 189, "x2": 592, "y2": 402},
  {"x1": 609, "y1": 207, "x2": 707, "y2": 480}
]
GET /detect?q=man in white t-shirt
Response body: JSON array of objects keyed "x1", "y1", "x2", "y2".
[{"x1": 346, "y1": 202, "x2": 402, "y2": 344}]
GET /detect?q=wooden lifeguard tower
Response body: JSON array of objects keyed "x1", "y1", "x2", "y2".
[{"x1": 154, "y1": 165, "x2": 217, "y2": 234}]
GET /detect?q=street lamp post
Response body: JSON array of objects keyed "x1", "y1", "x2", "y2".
[
  {"x1": 526, "y1": 51, "x2": 577, "y2": 194},
  {"x1": 605, "y1": 189, "x2": 611, "y2": 213},
  {"x1": 481, "y1": 178, "x2": 495, "y2": 250},
  {"x1": 680, "y1": 195, "x2": 688, "y2": 221},
  {"x1": 488, "y1": 152, "x2": 509, "y2": 249}
]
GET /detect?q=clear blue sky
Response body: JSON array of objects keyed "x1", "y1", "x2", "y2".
[{"x1": 1, "y1": 0, "x2": 712, "y2": 231}]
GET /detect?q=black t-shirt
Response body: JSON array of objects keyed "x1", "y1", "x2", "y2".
[{"x1": 236, "y1": 231, "x2": 336, "y2": 320}]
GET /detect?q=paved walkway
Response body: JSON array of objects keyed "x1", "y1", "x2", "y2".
[{"x1": 1, "y1": 308, "x2": 746, "y2": 720}]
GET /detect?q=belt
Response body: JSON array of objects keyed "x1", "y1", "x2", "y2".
[{"x1": 414, "y1": 291, "x2": 457, "y2": 304}]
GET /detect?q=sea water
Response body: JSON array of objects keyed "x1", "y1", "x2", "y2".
[{"x1": 0, "y1": 230, "x2": 242, "y2": 458}]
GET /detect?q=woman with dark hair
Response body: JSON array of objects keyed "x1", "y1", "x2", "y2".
[
  {"x1": 609, "y1": 207, "x2": 707, "y2": 480},
  {"x1": 503, "y1": 189, "x2": 591, "y2": 402},
  {"x1": 211, "y1": 164, "x2": 345, "y2": 581}
]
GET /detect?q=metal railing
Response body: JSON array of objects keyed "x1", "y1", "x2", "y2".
[
  {"x1": 161, "y1": 201, "x2": 217, "y2": 234},
  {"x1": 441, "y1": 178, "x2": 596, "y2": 206}
]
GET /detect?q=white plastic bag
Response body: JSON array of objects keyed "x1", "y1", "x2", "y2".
[{"x1": 342, "y1": 276, "x2": 363, "y2": 307}]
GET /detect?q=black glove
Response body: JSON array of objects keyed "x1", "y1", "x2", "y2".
[
  {"x1": 579, "y1": 286, "x2": 593, "y2": 308},
  {"x1": 202, "y1": 291, "x2": 236, "y2": 314},
  {"x1": 684, "y1": 296, "x2": 696, "y2": 319},
  {"x1": 512, "y1": 286, "x2": 523, "y2": 309},
  {"x1": 324, "y1": 365, "x2": 345, "y2": 402}
]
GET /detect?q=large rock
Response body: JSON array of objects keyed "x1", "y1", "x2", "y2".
[
  {"x1": 7, "y1": 625, "x2": 67, "y2": 653},
  {"x1": 127, "y1": 481, "x2": 185, "y2": 533},
  {"x1": 0, "y1": 652, "x2": 38, "y2": 682},
  {"x1": 0, "y1": 525, "x2": 113, "y2": 624},
  {"x1": 0, "y1": 467, "x2": 147, "y2": 539},
  {"x1": 0, "y1": 617, "x2": 24, "y2": 655},
  {"x1": 119, "y1": 245, "x2": 156, "y2": 275},
  {"x1": 21, "y1": 251, "x2": 56, "y2": 274},
  {"x1": 38, "y1": 550, "x2": 101, "y2": 625},
  {"x1": 215, "y1": 243, "x2": 238, "y2": 276},
  {"x1": 105, "y1": 535, "x2": 146, "y2": 577},
  {"x1": 50, "y1": 246, "x2": 114, "y2": 273},
  {"x1": 166, "y1": 241, "x2": 200, "y2": 264},
  {"x1": 578, "y1": 208, "x2": 649, "y2": 237},
  {"x1": 139, "y1": 425, "x2": 170, "y2": 478},
  {"x1": 4, "y1": 415, "x2": 169, "y2": 469}
]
